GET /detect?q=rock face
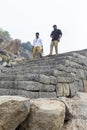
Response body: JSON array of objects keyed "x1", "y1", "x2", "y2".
[
  {"x1": 0, "y1": 39, "x2": 33, "y2": 66},
  {"x1": 0, "y1": 39, "x2": 21, "y2": 67},
  {"x1": 0, "y1": 34, "x2": 11, "y2": 44},
  {"x1": 0, "y1": 49, "x2": 87, "y2": 130},
  {"x1": 61, "y1": 92, "x2": 87, "y2": 130},
  {"x1": 0, "y1": 49, "x2": 87, "y2": 98},
  {"x1": 17, "y1": 98, "x2": 65, "y2": 130},
  {"x1": 0, "y1": 96, "x2": 30, "y2": 130},
  {"x1": 19, "y1": 41, "x2": 33, "y2": 59},
  {"x1": 1, "y1": 93, "x2": 87, "y2": 130},
  {"x1": 4, "y1": 39, "x2": 21, "y2": 55}
]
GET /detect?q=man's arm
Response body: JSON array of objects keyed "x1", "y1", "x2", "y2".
[
  {"x1": 59, "y1": 30, "x2": 62, "y2": 36},
  {"x1": 40, "y1": 39, "x2": 43, "y2": 52},
  {"x1": 58, "y1": 30, "x2": 62, "y2": 41},
  {"x1": 59, "y1": 34, "x2": 62, "y2": 38},
  {"x1": 50, "y1": 31, "x2": 53, "y2": 38}
]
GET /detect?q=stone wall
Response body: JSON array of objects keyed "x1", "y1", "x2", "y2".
[
  {"x1": 0, "y1": 49, "x2": 87, "y2": 98},
  {"x1": 0, "y1": 49, "x2": 87, "y2": 130}
]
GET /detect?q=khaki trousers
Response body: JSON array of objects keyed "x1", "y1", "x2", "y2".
[
  {"x1": 50, "y1": 40, "x2": 59, "y2": 55},
  {"x1": 33, "y1": 46, "x2": 42, "y2": 59}
]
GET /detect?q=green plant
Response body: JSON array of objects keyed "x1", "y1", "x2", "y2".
[
  {"x1": 0, "y1": 54, "x2": 10, "y2": 63},
  {"x1": 0, "y1": 28, "x2": 11, "y2": 39}
]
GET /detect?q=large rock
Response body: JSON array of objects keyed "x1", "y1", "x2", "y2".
[
  {"x1": 19, "y1": 41, "x2": 33, "y2": 59},
  {"x1": 18, "y1": 98, "x2": 65, "y2": 130},
  {"x1": 62, "y1": 119, "x2": 87, "y2": 130},
  {"x1": 0, "y1": 34, "x2": 11, "y2": 44},
  {"x1": 60, "y1": 92, "x2": 87, "y2": 130},
  {"x1": 4, "y1": 39, "x2": 21, "y2": 55},
  {"x1": 0, "y1": 96, "x2": 30, "y2": 130}
]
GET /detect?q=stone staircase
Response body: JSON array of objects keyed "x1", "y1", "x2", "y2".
[{"x1": 0, "y1": 49, "x2": 87, "y2": 98}]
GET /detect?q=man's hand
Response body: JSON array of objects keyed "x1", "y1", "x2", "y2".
[
  {"x1": 59, "y1": 34, "x2": 62, "y2": 39},
  {"x1": 58, "y1": 34, "x2": 62, "y2": 42},
  {"x1": 41, "y1": 45, "x2": 43, "y2": 52}
]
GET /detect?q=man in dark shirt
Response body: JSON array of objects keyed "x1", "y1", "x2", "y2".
[{"x1": 49, "y1": 25, "x2": 62, "y2": 55}]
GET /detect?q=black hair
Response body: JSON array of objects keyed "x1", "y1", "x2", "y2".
[
  {"x1": 53, "y1": 25, "x2": 57, "y2": 28},
  {"x1": 36, "y1": 32, "x2": 39, "y2": 35}
]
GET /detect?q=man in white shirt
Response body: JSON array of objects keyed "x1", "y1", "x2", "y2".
[{"x1": 32, "y1": 32, "x2": 43, "y2": 60}]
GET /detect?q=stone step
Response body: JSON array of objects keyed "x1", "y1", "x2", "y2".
[
  {"x1": 15, "y1": 58, "x2": 66, "y2": 68},
  {"x1": 5, "y1": 59, "x2": 66, "y2": 71},
  {"x1": 0, "y1": 74, "x2": 57, "y2": 84},
  {"x1": 3, "y1": 66, "x2": 64, "y2": 75},
  {"x1": 0, "y1": 67, "x2": 73, "y2": 82},
  {"x1": 4, "y1": 53, "x2": 85, "y2": 75},
  {"x1": 14, "y1": 54, "x2": 70, "y2": 67},
  {"x1": 0, "y1": 80, "x2": 56, "y2": 91},
  {"x1": 0, "y1": 88, "x2": 57, "y2": 98}
]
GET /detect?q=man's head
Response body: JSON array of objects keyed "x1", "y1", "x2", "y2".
[
  {"x1": 35, "y1": 32, "x2": 39, "y2": 38},
  {"x1": 53, "y1": 25, "x2": 57, "y2": 30}
]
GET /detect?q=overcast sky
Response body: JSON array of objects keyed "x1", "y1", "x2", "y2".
[{"x1": 0, "y1": 0, "x2": 87, "y2": 55}]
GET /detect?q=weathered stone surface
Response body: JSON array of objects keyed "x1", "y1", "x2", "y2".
[
  {"x1": 61, "y1": 119, "x2": 87, "y2": 130},
  {"x1": 0, "y1": 49, "x2": 87, "y2": 98},
  {"x1": 66, "y1": 60, "x2": 83, "y2": 69},
  {"x1": 69, "y1": 82, "x2": 79, "y2": 97},
  {"x1": 83, "y1": 80, "x2": 87, "y2": 92},
  {"x1": 18, "y1": 98, "x2": 65, "y2": 130},
  {"x1": 39, "y1": 92, "x2": 56, "y2": 98},
  {"x1": 60, "y1": 92, "x2": 87, "y2": 130},
  {"x1": 4, "y1": 39, "x2": 21, "y2": 55},
  {"x1": 69, "y1": 81, "x2": 84, "y2": 97},
  {"x1": 0, "y1": 96, "x2": 30, "y2": 130},
  {"x1": 76, "y1": 69, "x2": 85, "y2": 79},
  {"x1": 0, "y1": 80, "x2": 55, "y2": 92},
  {"x1": 57, "y1": 76, "x2": 74, "y2": 83},
  {"x1": 56, "y1": 83, "x2": 70, "y2": 97},
  {"x1": 0, "y1": 88, "x2": 39, "y2": 98},
  {"x1": 77, "y1": 80, "x2": 84, "y2": 91},
  {"x1": 39, "y1": 74, "x2": 57, "y2": 85},
  {"x1": 53, "y1": 69, "x2": 63, "y2": 77},
  {"x1": 1, "y1": 92, "x2": 87, "y2": 130}
]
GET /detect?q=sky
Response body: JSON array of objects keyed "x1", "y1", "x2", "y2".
[{"x1": 0, "y1": 0, "x2": 87, "y2": 55}]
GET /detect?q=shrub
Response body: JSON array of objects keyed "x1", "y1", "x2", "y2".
[{"x1": 0, "y1": 54, "x2": 10, "y2": 63}]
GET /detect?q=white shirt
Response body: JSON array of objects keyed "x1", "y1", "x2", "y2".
[{"x1": 33, "y1": 38, "x2": 43, "y2": 47}]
